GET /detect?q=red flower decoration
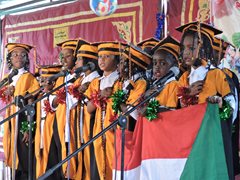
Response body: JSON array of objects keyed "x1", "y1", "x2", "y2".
[
  {"x1": 91, "y1": 91, "x2": 101, "y2": 108},
  {"x1": 43, "y1": 99, "x2": 54, "y2": 114},
  {"x1": 56, "y1": 87, "x2": 66, "y2": 104},
  {"x1": 0, "y1": 86, "x2": 11, "y2": 103},
  {"x1": 177, "y1": 87, "x2": 198, "y2": 107},
  {"x1": 68, "y1": 84, "x2": 82, "y2": 100},
  {"x1": 90, "y1": 90, "x2": 108, "y2": 108}
]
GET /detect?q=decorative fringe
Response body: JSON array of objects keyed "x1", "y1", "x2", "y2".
[
  {"x1": 145, "y1": 99, "x2": 160, "y2": 121},
  {"x1": 110, "y1": 89, "x2": 127, "y2": 114},
  {"x1": 68, "y1": 84, "x2": 82, "y2": 100},
  {"x1": 56, "y1": 87, "x2": 66, "y2": 104},
  {"x1": 20, "y1": 121, "x2": 36, "y2": 134},
  {"x1": 0, "y1": 86, "x2": 12, "y2": 103},
  {"x1": 219, "y1": 100, "x2": 232, "y2": 121},
  {"x1": 177, "y1": 86, "x2": 198, "y2": 107},
  {"x1": 43, "y1": 99, "x2": 54, "y2": 114}
]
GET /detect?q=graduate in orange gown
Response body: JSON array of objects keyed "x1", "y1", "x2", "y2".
[
  {"x1": 87, "y1": 42, "x2": 125, "y2": 179},
  {"x1": 176, "y1": 21, "x2": 236, "y2": 180},
  {"x1": 49, "y1": 39, "x2": 82, "y2": 179},
  {"x1": 2, "y1": 43, "x2": 40, "y2": 179},
  {"x1": 114, "y1": 44, "x2": 151, "y2": 130},
  {"x1": 34, "y1": 65, "x2": 62, "y2": 178},
  {"x1": 72, "y1": 42, "x2": 101, "y2": 180}
]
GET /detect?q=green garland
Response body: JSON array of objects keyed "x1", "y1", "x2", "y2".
[
  {"x1": 20, "y1": 121, "x2": 36, "y2": 134},
  {"x1": 145, "y1": 99, "x2": 160, "y2": 121},
  {"x1": 219, "y1": 100, "x2": 232, "y2": 121},
  {"x1": 111, "y1": 89, "x2": 127, "y2": 114}
]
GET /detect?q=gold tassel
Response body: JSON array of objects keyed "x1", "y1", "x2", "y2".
[
  {"x1": 128, "y1": 47, "x2": 132, "y2": 78},
  {"x1": 196, "y1": 21, "x2": 203, "y2": 61},
  {"x1": 33, "y1": 46, "x2": 40, "y2": 74}
]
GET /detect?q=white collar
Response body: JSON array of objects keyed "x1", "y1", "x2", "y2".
[
  {"x1": 122, "y1": 73, "x2": 142, "y2": 91},
  {"x1": 152, "y1": 76, "x2": 176, "y2": 87},
  {"x1": 164, "y1": 77, "x2": 176, "y2": 85},
  {"x1": 130, "y1": 73, "x2": 141, "y2": 81},
  {"x1": 10, "y1": 68, "x2": 27, "y2": 86},
  {"x1": 99, "y1": 70, "x2": 119, "y2": 90},
  {"x1": 10, "y1": 67, "x2": 26, "y2": 75},
  {"x1": 188, "y1": 65, "x2": 208, "y2": 85},
  {"x1": 99, "y1": 70, "x2": 118, "y2": 80},
  {"x1": 81, "y1": 71, "x2": 100, "y2": 85}
]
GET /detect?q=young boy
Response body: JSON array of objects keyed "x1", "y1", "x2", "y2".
[
  {"x1": 72, "y1": 42, "x2": 101, "y2": 179},
  {"x1": 140, "y1": 36, "x2": 180, "y2": 120},
  {"x1": 50, "y1": 39, "x2": 81, "y2": 179},
  {"x1": 116, "y1": 44, "x2": 151, "y2": 130},
  {"x1": 3, "y1": 43, "x2": 40, "y2": 179},
  {"x1": 87, "y1": 42, "x2": 125, "y2": 179},
  {"x1": 34, "y1": 65, "x2": 61, "y2": 178}
]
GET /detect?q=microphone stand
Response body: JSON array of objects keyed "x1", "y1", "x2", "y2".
[
  {"x1": 39, "y1": 84, "x2": 165, "y2": 180},
  {"x1": 0, "y1": 75, "x2": 78, "y2": 126},
  {"x1": 0, "y1": 86, "x2": 44, "y2": 114},
  {"x1": 0, "y1": 74, "x2": 79, "y2": 180}
]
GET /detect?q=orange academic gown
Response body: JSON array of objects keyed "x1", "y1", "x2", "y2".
[
  {"x1": 35, "y1": 94, "x2": 56, "y2": 178},
  {"x1": 52, "y1": 76, "x2": 79, "y2": 178},
  {"x1": 3, "y1": 72, "x2": 39, "y2": 171}
]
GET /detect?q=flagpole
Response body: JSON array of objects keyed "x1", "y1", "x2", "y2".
[{"x1": 118, "y1": 115, "x2": 127, "y2": 180}]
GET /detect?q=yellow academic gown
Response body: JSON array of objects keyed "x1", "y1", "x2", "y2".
[
  {"x1": 87, "y1": 77, "x2": 146, "y2": 179},
  {"x1": 3, "y1": 72, "x2": 39, "y2": 170},
  {"x1": 118, "y1": 78, "x2": 147, "y2": 131},
  {"x1": 124, "y1": 79, "x2": 147, "y2": 106},
  {"x1": 54, "y1": 76, "x2": 78, "y2": 178},
  {"x1": 35, "y1": 94, "x2": 56, "y2": 178},
  {"x1": 75, "y1": 76, "x2": 100, "y2": 180},
  {"x1": 178, "y1": 67, "x2": 231, "y2": 103},
  {"x1": 155, "y1": 80, "x2": 179, "y2": 108},
  {"x1": 87, "y1": 78, "x2": 120, "y2": 180}
]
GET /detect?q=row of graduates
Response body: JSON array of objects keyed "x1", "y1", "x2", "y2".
[{"x1": 0, "y1": 21, "x2": 239, "y2": 179}]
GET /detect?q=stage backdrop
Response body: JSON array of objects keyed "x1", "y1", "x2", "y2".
[{"x1": 1, "y1": 0, "x2": 158, "y2": 75}]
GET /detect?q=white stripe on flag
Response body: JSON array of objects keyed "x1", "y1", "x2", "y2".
[{"x1": 113, "y1": 158, "x2": 187, "y2": 180}]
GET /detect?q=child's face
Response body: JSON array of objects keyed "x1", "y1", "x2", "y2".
[
  {"x1": 152, "y1": 52, "x2": 170, "y2": 80},
  {"x1": 182, "y1": 34, "x2": 199, "y2": 66},
  {"x1": 10, "y1": 47, "x2": 27, "y2": 69},
  {"x1": 98, "y1": 54, "x2": 118, "y2": 72},
  {"x1": 62, "y1": 49, "x2": 75, "y2": 70},
  {"x1": 75, "y1": 56, "x2": 84, "y2": 69}
]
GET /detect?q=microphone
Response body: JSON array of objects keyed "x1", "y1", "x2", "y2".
[
  {"x1": 74, "y1": 62, "x2": 95, "y2": 75},
  {"x1": 0, "y1": 69, "x2": 18, "y2": 88},
  {"x1": 153, "y1": 66, "x2": 180, "y2": 87},
  {"x1": 48, "y1": 70, "x2": 68, "y2": 82}
]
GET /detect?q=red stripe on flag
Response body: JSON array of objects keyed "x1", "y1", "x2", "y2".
[
  {"x1": 114, "y1": 103, "x2": 207, "y2": 171},
  {"x1": 141, "y1": 103, "x2": 207, "y2": 159}
]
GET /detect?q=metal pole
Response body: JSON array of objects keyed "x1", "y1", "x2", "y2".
[{"x1": 27, "y1": 105, "x2": 35, "y2": 180}]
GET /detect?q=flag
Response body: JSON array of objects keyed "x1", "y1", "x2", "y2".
[{"x1": 113, "y1": 103, "x2": 229, "y2": 180}]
